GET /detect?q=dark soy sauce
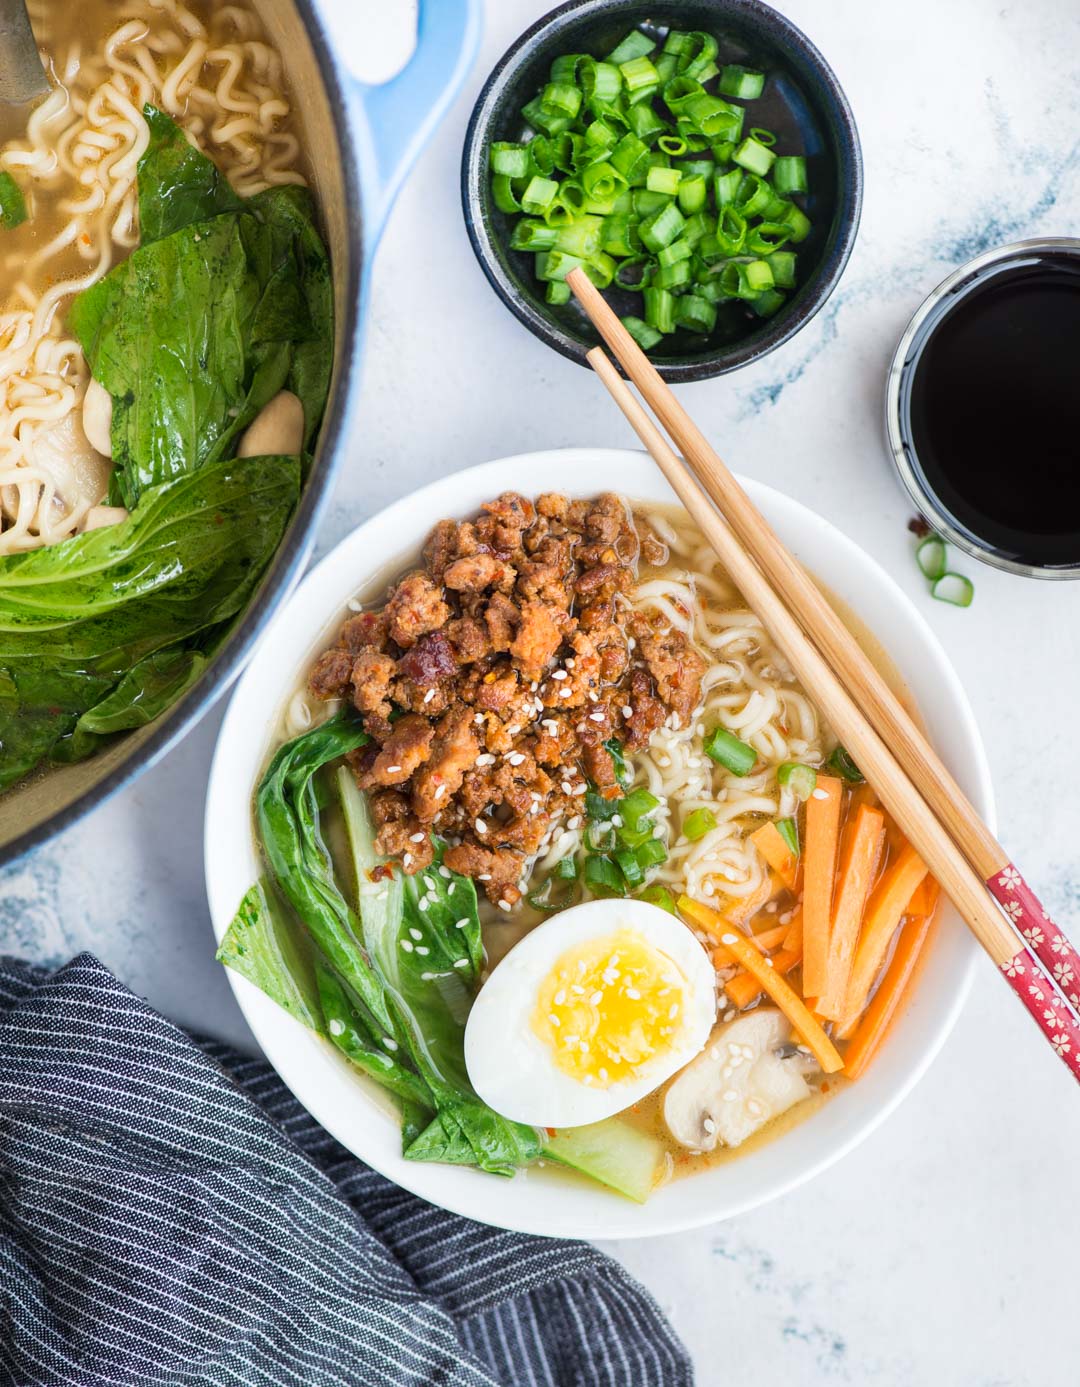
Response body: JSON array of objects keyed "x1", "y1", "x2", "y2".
[{"x1": 905, "y1": 254, "x2": 1080, "y2": 568}]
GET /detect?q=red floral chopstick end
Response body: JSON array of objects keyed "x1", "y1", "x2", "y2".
[
  {"x1": 987, "y1": 864, "x2": 1080, "y2": 1014},
  {"x1": 999, "y1": 945, "x2": 1080, "y2": 1083}
]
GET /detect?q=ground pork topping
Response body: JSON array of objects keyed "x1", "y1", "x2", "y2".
[{"x1": 307, "y1": 493, "x2": 704, "y2": 906}]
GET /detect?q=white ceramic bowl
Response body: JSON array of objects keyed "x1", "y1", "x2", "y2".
[{"x1": 204, "y1": 448, "x2": 994, "y2": 1240}]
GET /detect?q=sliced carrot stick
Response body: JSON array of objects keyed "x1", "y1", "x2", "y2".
[
  {"x1": 749, "y1": 821, "x2": 798, "y2": 891},
  {"x1": 837, "y1": 844, "x2": 929, "y2": 1037},
  {"x1": 680, "y1": 895, "x2": 843, "y2": 1073},
  {"x1": 722, "y1": 947, "x2": 802, "y2": 1010},
  {"x1": 842, "y1": 911, "x2": 935, "y2": 1079},
  {"x1": 801, "y1": 775, "x2": 842, "y2": 998},
  {"x1": 906, "y1": 875, "x2": 940, "y2": 918},
  {"x1": 747, "y1": 923, "x2": 789, "y2": 951},
  {"x1": 816, "y1": 804, "x2": 886, "y2": 1020},
  {"x1": 782, "y1": 909, "x2": 803, "y2": 954}
]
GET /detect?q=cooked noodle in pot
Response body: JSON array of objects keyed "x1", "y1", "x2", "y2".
[{"x1": 0, "y1": 0, "x2": 306, "y2": 554}]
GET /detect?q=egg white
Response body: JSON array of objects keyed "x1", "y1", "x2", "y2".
[{"x1": 464, "y1": 898, "x2": 717, "y2": 1128}]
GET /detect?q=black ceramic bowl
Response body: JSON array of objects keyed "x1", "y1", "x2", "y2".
[{"x1": 462, "y1": 0, "x2": 862, "y2": 382}]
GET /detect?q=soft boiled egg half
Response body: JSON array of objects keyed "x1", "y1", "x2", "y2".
[{"x1": 464, "y1": 898, "x2": 717, "y2": 1128}]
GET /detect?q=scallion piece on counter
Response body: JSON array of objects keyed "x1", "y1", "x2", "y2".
[
  {"x1": 775, "y1": 817, "x2": 799, "y2": 857},
  {"x1": 683, "y1": 807, "x2": 717, "y2": 841},
  {"x1": 826, "y1": 745, "x2": 865, "y2": 783},
  {"x1": 932, "y1": 572, "x2": 975, "y2": 607},
  {"x1": 916, "y1": 534, "x2": 947, "y2": 580},
  {"x1": 777, "y1": 762, "x2": 817, "y2": 800},
  {"x1": 704, "y1": 726, "x2": 757, "y2": 775},
  {"x1": 489, "y1": 24, "x2": 812, "y2": 354}
]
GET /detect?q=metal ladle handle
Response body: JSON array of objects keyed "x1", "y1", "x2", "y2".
[{"x1": 0, "y1": 0, "x2": 47, "y2": 105}]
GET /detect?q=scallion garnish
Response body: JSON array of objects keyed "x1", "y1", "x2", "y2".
[
  {"x1": 703, "y1": 725, "x2": 757, "y2": 776},
  {"x1": 932, "y1": 572, "x2": 975, "y2": 607},
  {"x1": 916, "y1": 534, "x2": 947, "y2": 580},
  {"x1": 775, "y1": 817, "x2": 799, "y2": 857},
  {"x1": 777, "y1": 762, "x2": 817, "y2": 800},
  {"x1": 489, "y1": 25, "x2": 811, "y2": 352},
  {"x1": 826, "y1": 745, "x2": 864, "y2": 783},
  {"x1": 683, "y1": 807, "x2": 717, "y2": 841},
  {"x1": 639, "y1": 883, "x2": 677, "y2": 913}
]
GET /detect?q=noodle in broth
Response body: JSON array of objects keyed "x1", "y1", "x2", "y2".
[{"x1": 0, "y1": 0, "x2": 306, "y2": 554}]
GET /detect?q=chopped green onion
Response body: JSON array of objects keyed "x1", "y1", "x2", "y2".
[
  {"x1": 704, "y1": 726, "x2": 757, "y2": 775},
  {"x1": 683, "y1": 807, "x2": 717, "y2": 841},
  {"x1": 528, "y1": 872, "x2": 577, "y2": 912},
  {"x1": 619, "y1": 55, "x2": 660, "y2": 94},
  {"x1": 493, "y1": 26, "x2": 809, "y2": 354},
  {"x1": 733, "y1": 136, "x2": 776, "y2": 177},
  {"x1": 826, "y1": 746, "x2": 864, "y2": 782},
  {"x1": 619, "y1": 786, "x2": 660, "y2": 829},
  {"x1": 646, "y1": 165, "x2": 682, "y2": 196},
  {"x1": 521, "y1": 176, "x2": 559, "y2": 215},
  {"x1": 638, "y1": 201, "x2": 686, "y2": 252},
  {"x1": 606, "y1": 29, "x2": 656, "y2": 65},
  {"x1": 772, "y1": 155, "x2": 807, "y2": 196},
  {"x1": 674, "y1": 293, "x2": 717, "y2": 333},
  {"x1": 490, "y1": 142, "x2": 529, "y2": 178},
  {"x1": 554, "y1": 856, "x2": 579, "y2": 880},
  {"x1": 604, "y1": 737, "x2": 633, "y2": 789},
  {"x1": 586, "y1": 818, "x2": 619, "y2": 853},
  {"x1": 621, "y1": 314, "x2": 663, "y2": 350},
  {"x1": 584, "y1": 854, "x2": 627, "y2": 897},
  {"x1": 718, "y1": 65, "x2": 765, "y2": 99},
  {"x1": 777, "y1": 762, "x2": 817, "y2": 800},
  {"x1": 614, "y1": 848, "x2": 645, "y2": 887},
  {"x1": 932, "y1": 572, "x2": 975, "y2": 607},
  {"x1": 775, "y1": 817, "x2": 799, "y2": 858},
  {"x1": 639, "y1": 884, "x2": 677, "y2": 913},
  {"x1": 916, "y1": 535, "x2": 947, "y2": 580},
  {"x1": 643, "y1": 285, "x2": 676, "y2": 333},
  {"x1": 635, "y1": 837, "x2": 668, "y2": 870}
]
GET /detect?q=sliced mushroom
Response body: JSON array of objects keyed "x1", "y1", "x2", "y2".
[
  {"x1": 82, "y1": 377, "x2": 113, "y2": 457},
  {"x1": 82, "y1": 504, "x2": 129, "y2": 532},
  {"x1": 663, "y1": 1008, "x2": 814, "y2": 1152},
  {"x1": 237, "y1": 389, "x2": 305, "y2": 458}
]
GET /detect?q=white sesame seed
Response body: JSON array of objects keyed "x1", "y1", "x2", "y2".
[
  {"x1": 478, "y1": 873, "x2": 492, "y2": 881},
  {"x1": 590, "y1": 990, "x2": 603, "y2": 1006},
  {"x1": 423, "y1": 688, "x2": 436, "y2": 704},
  {"x1": 474, "y1": 713, "x2": 484, "y2": 724},
  {"x1": 418, "y1": 900, "x2": 429, "y2": 913},
  {"x1": 508, "y1": 724, "x2": 521, "y2": 734},
  {"x1": 723, "y1": 1089, "x2": 738, "y2": 1102},
  {"x1": 567, "y1": 816, "x2": 581, "y2": 830},
  {"x1": 721, "y1": 933, "x2": 738, "y2": 945},
  {"x1": 811, "y1": 787, "x2": 829, "y2": 800},
  {"x1": 448, "y1": 882, "x2": 456, "y2": 895},
  {"x1": 622, "y1": 705, "x2": 633, "y2": 718},
  {"x1": 454, "y1": 958, "x2": 470, "y2": 969},
  {"x1": 416, "y1": 946, "x2": 430, "y2": 955},
  {"x1": 439, "y1": 865, "x2": 452, "y2": 878},
  {"x1": 747, "y1": 1099, "x2": 763, "y2": 1117},
  {"x1": 454, "y1": 917, "x2": 470, "y2": 929},
  {"x1": 403, "y1": 852, "x2": 413, "y2": 867},
  {"x1": 435, "y1": 784, "x2": 446, "y2": 799},
  {"x1": 508, "y1": 752, "x2": 526, "y2": 766},
  {"x1": 559, "y1": 687, "x2": 573, "y2": 698},
  {"x1": 476, "y1": 753, "x2": 495, "y2": 767},
  {"x1": 551, "y1": 669, "x2": 568, "y2": 681},
  {"x1": 530, "y1": 681, "x2": 538, "y2": 691},
  {"x1": 561, "y1": 780, "x2": 573, "y2": 794},
  {"x1": 542, "y1": 719, "x2": 558, "y2": 733},
  {"x1": 588, "y1": 690, "x2": 599, "y2": 702},
  {"x1": 498, "y1": 899, "x2": 512, "y2": 913},
  {"x1": 383, "y1": 1037, "x2": 397, "y2": 1050},
  {"x1": 386, "y1": 765, "x2": 402, "y2": 774},
  {"x1": 475, "y1": 818, "x2": 488, "y2": 835},
  {"x1": 400, "y1": 940, "x2": 414, "y2": 952},
  {"x1": 549, "y1": 1013, "x2": 560, "y2": 1026},
  {"x1": 625, "y1": 987, "x2": 641, "y2": 1000},
  {"x1": 409, "y1": 928, "x2": 422, "y2": 940},
  {"x1": 566, "y1": 658, "x2": 576, "y2": 669},
  {"x1": 702, "y1": 1116, "x2": 716, "y2": 1134},
  {"x1": 409, "y1": 832, "x2": 425, "y2": 844},
  {"x1": 554, "y1": 989, "x2": 566, "y2": 1005},
  {"x1": 589, "y1": 711, "x2": 605, "y2": 723},
  {"x1": 329, "y1": 1019, "x2": 345, "y2": 1036},
  {"x1": 420, "y1": 971, "x2": 436, "y2": 981},
  {"x1": 346, "y1": 597, "x2": 364, "y2": 612},
  {"x1": 611, "y1": 814, "x2": 623, "y2": 828}
]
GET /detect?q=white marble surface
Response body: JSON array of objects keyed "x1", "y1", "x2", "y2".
[{"x1": 5, "y1": 1, "x2": 1080, "y2": 1382}]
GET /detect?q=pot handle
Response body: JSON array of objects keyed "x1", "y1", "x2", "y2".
[{"x1": 352, "y1": 0, "x2": 482, "y2": 239}]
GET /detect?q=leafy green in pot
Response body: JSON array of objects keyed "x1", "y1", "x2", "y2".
[{"x1": 0, "y1": 454, "x2": 299, "y2": 789}]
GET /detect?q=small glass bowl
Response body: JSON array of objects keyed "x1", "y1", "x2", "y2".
[{"x1": 885, "y1": 236, "x2": 1080, "y2": 581}]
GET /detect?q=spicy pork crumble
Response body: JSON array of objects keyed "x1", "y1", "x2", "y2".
[{"x1": 308, "y1": 492, "x2": 705, "y2": 907}]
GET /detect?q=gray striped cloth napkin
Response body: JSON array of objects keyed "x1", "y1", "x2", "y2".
[{"x1": 0, "y1": 953, "x2": 693, "y2": 1387}]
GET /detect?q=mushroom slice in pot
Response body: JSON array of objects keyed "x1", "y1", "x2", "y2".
[{"x1": 663, "y1": 1008, "x2": 815, "y2": 1152}]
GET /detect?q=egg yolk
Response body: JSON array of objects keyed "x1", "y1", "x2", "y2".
[{"x1": 531, "y1": 928, "x2": 689, "y2": 1088}]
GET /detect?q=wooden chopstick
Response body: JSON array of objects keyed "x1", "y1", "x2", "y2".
[
  {"x1": 567, "y1": 267, "x2": 1080, "y2": 998},
  {"x1": 570, "y1": 302, "x2": 1080, "y2": 1080}
]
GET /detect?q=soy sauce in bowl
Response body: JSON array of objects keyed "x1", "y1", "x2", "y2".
[{"x1": 887, "y1": 239, "x2": 1080, "y2": 578}]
